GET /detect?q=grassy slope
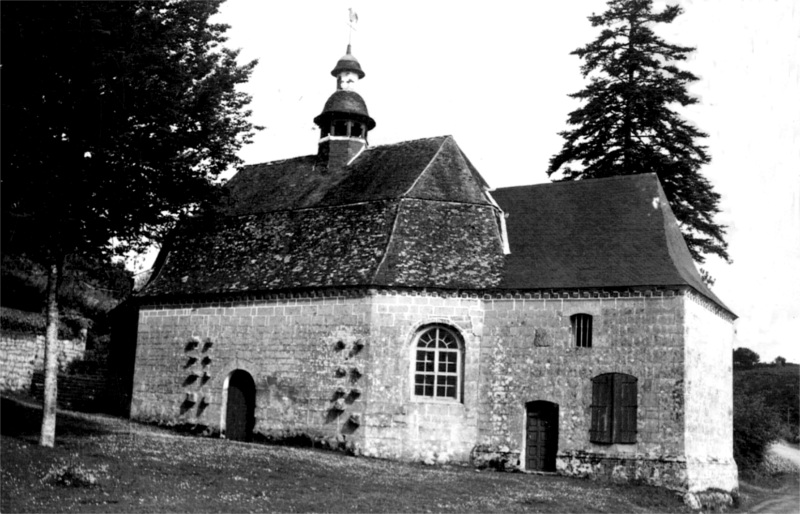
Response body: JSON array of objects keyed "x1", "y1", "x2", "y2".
[{"x1": 1, "y1": 396, "x2": 690, "y2": 514}]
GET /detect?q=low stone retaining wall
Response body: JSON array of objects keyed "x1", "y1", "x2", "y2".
[
  {"x1": 0, "y1": 332, "x2": 85, "y2": 392},
  {"x1": 30, "y1": 368, "x2": 113, "y2": 412}
]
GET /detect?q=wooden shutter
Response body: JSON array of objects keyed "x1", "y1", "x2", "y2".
[
  {"x1": 590, "y1": 374, "x2": 613, "y2": 443},
  {"x1": 613, "y1": 374, "x2": 638, "y2": 444}
]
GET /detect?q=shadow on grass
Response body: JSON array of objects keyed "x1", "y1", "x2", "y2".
[{"x1": 1, "y1": 396, "x2": 112, "y2": 441}]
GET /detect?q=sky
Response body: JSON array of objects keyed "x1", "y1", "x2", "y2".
[{"x1": 205, "y1": 0, "x2": 799, "y2": 363}]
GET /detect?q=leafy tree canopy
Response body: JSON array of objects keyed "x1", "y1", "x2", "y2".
[
  {"x1": 547, "y1": 0, "x2": 728, "y2": 263},
  {"x1": 733, "y1": 347, "x2": 761, "y2": 369},
  {"x1": 0, "y1": 0, "x2": 258, "y2": 447},
  {"x1": 1, "y1": 0, "x2": 259, "y2": 263}
]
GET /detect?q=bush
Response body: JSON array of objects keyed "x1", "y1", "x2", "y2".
[
  {"x1": 733, "y1": 391, "x2": 782, "y2": 471},
  {"x1": 0, "y1": 307, "x2": 47, "y2": 335}
]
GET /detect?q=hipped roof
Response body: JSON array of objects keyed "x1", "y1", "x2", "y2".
[
  {"x1": 491, "y1": 173, "x2": 731, "y2": 314},
  {"x1": 141, "y1": 135, "x2": 731, "y2": 317}
]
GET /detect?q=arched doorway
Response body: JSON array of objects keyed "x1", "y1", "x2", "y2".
[
  {"x1": 525, "y1": 400, "x2": 559, "y2": 472},
  {"x1": 225, "y1": 370, "x2": 256, "y2": 441}
]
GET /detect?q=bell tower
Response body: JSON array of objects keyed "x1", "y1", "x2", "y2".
[{"x1": 314, "y1": 44, "x2": 376, "y2": 173}]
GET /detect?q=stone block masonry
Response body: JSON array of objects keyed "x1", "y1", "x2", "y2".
[
  {"x1": 361, "y1": 291, "x2": 484, "y2": 463},
  {"x1": 0, "y1": 332, "x2": 86, "y2": 392},
  {"x1": 682, "y1": 291, "x2": 738, "y2": 492},
  {"x1": 479, "y1": 294, "x2": 688, "y2": 459},
  {"x1": 132, "y1": 293, "x2": 371, "y2": 447},
  {"x1": 131, "y1": 287, "x2": 736, "y2": 494}
]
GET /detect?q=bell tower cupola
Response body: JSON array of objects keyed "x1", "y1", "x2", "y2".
[{"x1": 314, "y1": 44, "x2": 376, "y2": 173}]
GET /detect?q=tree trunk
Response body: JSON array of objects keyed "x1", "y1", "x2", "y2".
[{"x1": 39, "y1": 260, "x2": 61, "y2": 447}]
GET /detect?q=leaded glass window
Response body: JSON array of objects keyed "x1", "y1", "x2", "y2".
[{"x1": 414, "y1": 326, "x2": 462, "y2": 400}]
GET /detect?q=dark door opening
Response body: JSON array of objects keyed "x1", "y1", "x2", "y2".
[
  {"x1": 225, "y1": 370, "x2": 256, "y2": 441},
  {"x1": 525, "y1": 400, "x2": 559, "y2": 471}
]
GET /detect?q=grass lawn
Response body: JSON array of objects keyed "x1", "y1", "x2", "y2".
[{"x1": 0, "y1": 395, "x2": 700, "y2": 513}]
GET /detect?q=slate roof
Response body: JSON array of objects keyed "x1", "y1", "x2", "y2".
[
  {"x1": 142, "y1": 135, "x2": 730, "y2": 316},
  {"x1": 491, "y1": 174, "x2": 731, "y2": 313},
  {"x1": 142, "y1": 136, "x2": 504, "y2": 297},
  {"x1": 222, "y1": 135, "x2": 490, "y2": 216}
]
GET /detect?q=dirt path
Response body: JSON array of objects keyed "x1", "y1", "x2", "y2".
[
  {"x1": 770, "y1": 443, "x2": 800, "y2": 468},
  {"x1": 745, "y1": 444, "x2": 800, "y2": 514},
  {"x1": 747, "y1": 493, "x2": 799, "y2": 514}
]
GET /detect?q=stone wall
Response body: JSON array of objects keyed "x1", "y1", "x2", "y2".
[
  {"x1": 133, "y1": 290, "x2": 485, "y2": 462},
  {"x1": 361, "y1": 291, "x2": 483, "y2": 463},
  {"x1": 131, "y1": 287, "x2": 737, "y2": 493},
  {"x1": 132, "y1": 293, "x2": 372, "y2": 447},
  {"x1": 30, "y1": 368, "x2": 112, "y2": 412},
  {"x1": 0, "y1": 332, "x2": 86, "y2": 392},
  {"x1": 478, "y1": 293, "x2": 688, "y2": 487},
  {"x1": 682, "y1": 291, "x2": 738, "y2": 492}
]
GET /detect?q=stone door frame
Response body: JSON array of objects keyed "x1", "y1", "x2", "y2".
[
  {"x1": 221, "y1": 369, "x2": 256, "y2": 441},
  {"x1": 523, "y1": 400, "x2": 559, "y2": 472}
]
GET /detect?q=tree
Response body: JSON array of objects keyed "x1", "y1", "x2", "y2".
[
  {"x1": 733, "y1": 347, "x2": 760, "y2": 369},
  {"x1": 732, "y1": 389, "x2": 781, "y2": 471},
  {"x1": 772, "y1": 356, "x2": 786, "y2": 367},
  {"x1": 1, "y1": 1, "x2": 259, "y2": 446},
  {"x1": 547, "y1": 0, "x2": 728, "y2": 264}
]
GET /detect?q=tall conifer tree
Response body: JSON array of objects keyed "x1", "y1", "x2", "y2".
[{"x1": 547, "y1": 0, "x2": 728, "y2": 264}]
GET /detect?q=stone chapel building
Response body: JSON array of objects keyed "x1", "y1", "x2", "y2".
[{"x1": 131, "y1": 45, "x2": 738, "y2": 494}]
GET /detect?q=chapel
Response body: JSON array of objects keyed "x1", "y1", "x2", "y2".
[{"x1": 130, "y1": 44, "x2": 738, "y2": 494}]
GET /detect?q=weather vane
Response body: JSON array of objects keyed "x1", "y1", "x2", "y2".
[{"x1": 347, "y1": 8, "x2": 358, "y2": 46}]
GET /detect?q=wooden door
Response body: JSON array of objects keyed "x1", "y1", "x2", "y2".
[
  {"x1": 225, "y1": 370, "x2": 255, "y2": 441},
  {"x1": 525, "y1": 401, "x2": 558, "y2": 471}
]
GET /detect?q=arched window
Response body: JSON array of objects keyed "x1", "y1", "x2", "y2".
[
  {"x1": 590, "y1": 373, "x2": 637, "y2": 444},
  {"x1": 413, "y1": 325, "x2": 463, "y2": 401},
  {"x1": 571, "y1": 313, "x2": 593, "y2": 348}
]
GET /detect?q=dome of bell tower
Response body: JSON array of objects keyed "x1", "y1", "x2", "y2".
[
  {"x1": 331, "y1": 44, "x2": 365, "y2": 79},
  {"x1": 314, "y1": 43, "x2": 376, "y2": 173}
]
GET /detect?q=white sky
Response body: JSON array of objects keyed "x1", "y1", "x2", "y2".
[{"x1": 207, "y1": 0, "x2": 799, "y2": 363}]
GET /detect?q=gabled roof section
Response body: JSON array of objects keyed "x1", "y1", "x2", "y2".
[
  {"x1": 492, "y1": 174, "x2": 731, "y2": 314},
  {"x1": 222, "y1": 135, "x2": 491, "y2": 216}
]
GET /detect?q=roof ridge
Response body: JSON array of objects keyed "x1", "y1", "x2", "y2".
[
  {"x1": 240, "y1": 136, "x2": 453, "y2": 169},
  {"x1": 399, "y1": 135, "x2": 451, "y2": 198},
  {"x1": 370, "y1": 202, "x2": 403, "y2": 284},
  {"x1": 366, "y1": 134, "x2": 451, "y2": 152},
  {"x1": 493, "y1": 173, "x2": 658, "y2": 193},
  {"x1": 242, "y1": 153, "x2": 316, "y2": 169}
]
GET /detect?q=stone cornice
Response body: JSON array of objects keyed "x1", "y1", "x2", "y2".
[
  {"x1": 685, "y1": 288, "x2": 737, "y2": 323},
  {"x1": 137, "y1": 285, "x2": 692, "y2": 311}
]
